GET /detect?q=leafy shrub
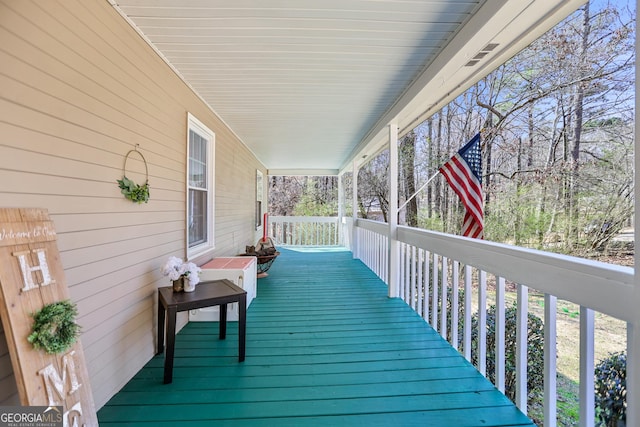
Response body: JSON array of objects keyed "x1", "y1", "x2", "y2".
[
  {"x1": 437, "y1": 289, "x2": 544, "y2": 403},
  {"x1": 466, "y1": 305, "x2": 545, "y2": 402},
  {"x1": 595, "y1": 351, "x2": 626, "y2": 427}
]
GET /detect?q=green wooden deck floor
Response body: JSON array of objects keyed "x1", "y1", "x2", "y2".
[{"x1": 98, "y1": 248, "x2": 534, "y2": 426}]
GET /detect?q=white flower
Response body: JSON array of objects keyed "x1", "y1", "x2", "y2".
[
  {"x1": 185, "y1": 262, "x2": 202, "y2": 286},
  {"x1": 162, "y1": 256, "x2": 201, "y2": 284}
]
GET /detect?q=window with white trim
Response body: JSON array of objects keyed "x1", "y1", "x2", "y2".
[{"x1": 187, "y1": 113, "x2": 215, "y2": 258}]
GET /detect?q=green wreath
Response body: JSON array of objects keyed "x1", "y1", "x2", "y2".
[
  {"x1": 117, "y1": 146, "x2": 150, "y2": 204},
  {"x1": 28, "y1": 300, "x2": 81, "y2": 354},
  {"x1": 117, "y1": 176, "x2": 150, "y2": 203}
]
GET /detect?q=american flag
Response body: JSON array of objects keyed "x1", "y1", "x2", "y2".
[{"x1": 438, "y1": 133, "x2": 483, "y2": 239}]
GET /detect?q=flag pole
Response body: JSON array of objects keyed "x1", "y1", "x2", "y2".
[{"x1": 398, "y1": 170, "x2": 440, "y2": 211}]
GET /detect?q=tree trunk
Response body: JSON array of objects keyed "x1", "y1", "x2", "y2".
[
  {"x1": 427, "y1": 118, "x2": 434, "y2": 218},
  {"x1": 483, "y1": 113, "x2": 494, "y2": 217},
  {"x1": 435, "y1": 111, "x2": 443, "y2": 224},
  {"x1": 527, "y1": 101, "x2": 535, "y2": 169},
  {"x1": 400, "y1": 131, "x2": 419, "y2": 227},
  {"x1": 562, "y1": 96, "x2": 573, "y2": 248},
  {"x1": 537, "y1": 102, "x2": 563, "y2": 246},
  {"x1": 515, "y1": 137, "x2": 523, "y2": 245},
  {"x1": 444, "y1": 108, "x2": 453, "y2": 231},
  {"x1": 569, "y1": 3, "x2": 590, "y2": 248}
]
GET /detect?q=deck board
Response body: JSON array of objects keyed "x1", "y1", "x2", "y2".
[{"x1": 98, "y1": 248, "x2": 534, "y2": 426}]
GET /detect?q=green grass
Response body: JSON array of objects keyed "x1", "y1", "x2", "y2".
[
  {"x1": 519, "y1": 374, "x2": 579, "y2": 426},
  {"x1": 557, "y1": 375, "x2": 580, "y2": 426}
]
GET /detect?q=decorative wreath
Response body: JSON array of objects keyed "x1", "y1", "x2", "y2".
[
  {"x1": 27, "y1": 300, "x2": 81, "y2": 354},
  {"x1": 117, "y1": 145, "x2": 150, "y2": 203}
]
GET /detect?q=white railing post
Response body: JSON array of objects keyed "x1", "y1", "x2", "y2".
[
  {"x1": 440, "y1": 256, "x2": 448, "y2": 339},
  {"x1": 432, "y1": 253, "x2": 439, "y2": 331},
  {"x1": 451, "y1": 261, "x2": 459, "y2": 350},
  {"x1": 382, "y1": 233, "x2": 388, "y2": 281},
  {"x1": 495, "y1": 276, "x2": 506, "y2": 393},
  {"x1": 399, "y1": 243, "x2": 406, "y2": 301},
  {"x1": 336, "y1": 175, "x2": 345, "y2": 246},
  {"x1": 405, "y1": 244, "x2": 410, "y2": 301},
  {"x1": 579, "y1": 307, "x2": 595, "y2": 427},
  {"x1": 417, "y1": 248, "x2": 424, "y2": 318},
  {"x1": 352, "y1": 160, "x2": 359, "y2": 259},
  {"x1": 463, "y1": 265, "x2": 472, "y2": 362},
  {"x1": 388, "y1": 122, "x2": 400, "y2": 298},
  {"x1": 515, "y1": 284, "x2": 528, "y2": 413},
  {"x1": 410, "y1": 245, "x2": 417, "y2": 310},
  {"x1": 424, "y1": 251, "x2": 431, "y2": 322},
  {"x1": 366, "y1": 229, "x2": 370, "y2": 266},
  {"x1": 544, "y1": 294, "x2": 557, "y2": 427},
  {"x1": 478, "y1": 270, "x2": 487, "y2": 376}
]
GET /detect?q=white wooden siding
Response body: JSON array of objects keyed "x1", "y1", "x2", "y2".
[{"x1": 0, "y1": 0, "x2": 265, "y2": 409}]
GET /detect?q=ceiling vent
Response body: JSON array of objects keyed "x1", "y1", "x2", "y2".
[{"x1": 465, "y1": 42, "x2": 500, "y2": 67}]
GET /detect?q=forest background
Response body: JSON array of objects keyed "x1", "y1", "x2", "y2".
[{"x1": 269, "y1": 0, "x2": 635, "y2": 259}]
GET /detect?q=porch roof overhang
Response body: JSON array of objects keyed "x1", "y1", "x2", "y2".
[{"x1": 110, "y1": 0, "x2": 585, "y2": 176}]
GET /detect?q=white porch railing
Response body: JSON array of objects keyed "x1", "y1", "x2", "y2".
[
  {"x1": 355, "y1": 218, "x2": 634, "y2": 427},
  {"x1": 265, "y1": 215, "x2": 634, "y2": 426},
  {"x1": 354, "y1": 219, "x2": 388, "y2": 280},
  {"x1": 269, "y1": 216, "x2": 340, "y2": 246}
]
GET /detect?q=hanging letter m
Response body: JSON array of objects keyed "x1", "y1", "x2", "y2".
[
  {"x1": 38, "y1": 351, "x2": 83, "y2": 407},
  {"x1": 13, "y1": 249, "x2": 56, "y2": 292}
]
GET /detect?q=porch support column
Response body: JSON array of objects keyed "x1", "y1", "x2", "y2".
[
  {"x1": 629, "y1": 23, "x2": 640, "y2": 427},
  {"x1": 338, "y1": 172, "x2": 344, "y2": 246},
  {"x1": 388, "y1": 122, "x2": 399, "y2": 298},
  {"x1": 352, "y1": 159, "x2": 359, "y2": 259},
  {"x1": 629, "y1": 322, "x2": 638, "y2": 427}
]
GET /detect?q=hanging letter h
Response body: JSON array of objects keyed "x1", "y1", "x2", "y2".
[{"x1": 13, "y1": 249, "x2": 55, "y2": 292}]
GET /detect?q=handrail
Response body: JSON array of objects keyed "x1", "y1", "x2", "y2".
[
  {"x1": 356, "y1": 218, "x2": 389, "y2": 235},
  {"x1": 270, "y1": 215, "x2": 339, "y2": 224},
  {"x1": 396, "y1": 225, "x2": 634, "y2": 321},
  {"x1": 269, "y1": 216, "x2": 340, "y2": 246}
]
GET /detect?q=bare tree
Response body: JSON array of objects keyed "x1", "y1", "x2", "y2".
[{"x1": 399, "y1": 131, "x2": 419, "y2": 227}]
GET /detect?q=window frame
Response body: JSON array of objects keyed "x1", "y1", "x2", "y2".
[{"x1": 186, "y1": 113, "x2": 215, "y2": 259}]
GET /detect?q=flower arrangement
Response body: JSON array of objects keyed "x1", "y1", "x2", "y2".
[{"x1": 162, "y1": 256, "x2": 201, "y2": 291}]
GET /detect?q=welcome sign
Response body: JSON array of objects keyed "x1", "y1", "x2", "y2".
[{"x1": 0, "y1": 208, "x2": 97, "y2": 426}]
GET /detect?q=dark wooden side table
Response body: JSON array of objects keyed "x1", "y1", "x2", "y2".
[{"x1": 156, "y1": 279, "x2": 247, "y2": 384}]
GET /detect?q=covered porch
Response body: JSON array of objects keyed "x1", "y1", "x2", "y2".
[
  {"x1": 98, "y1": 247, "x2": 534, "y2": 426},
  {"x1": 0, "y1": 1, "x2": 637, "y2": 426}
]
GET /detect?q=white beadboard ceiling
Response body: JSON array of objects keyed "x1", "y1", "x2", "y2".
[{"x1": 111, "y1": 0, "x2": 584, "y2": 175}]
